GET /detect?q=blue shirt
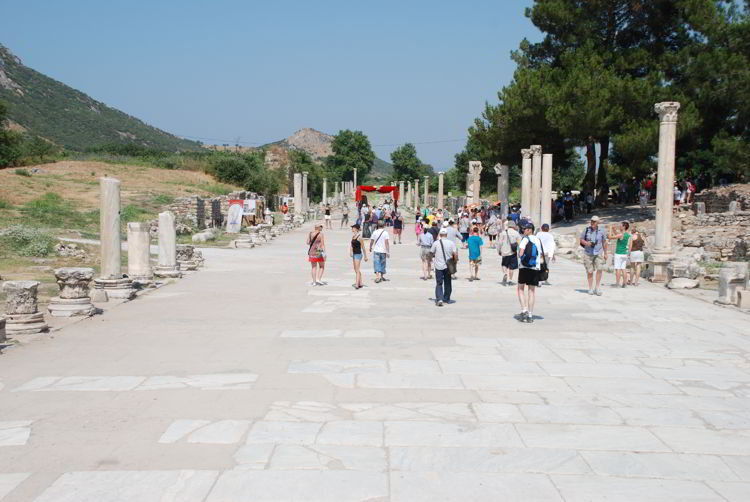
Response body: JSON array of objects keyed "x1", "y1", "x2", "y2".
[
  {"x1": 580, "y1": 227, "x2": 606, "y2": 255},
  {"x1": 467, "y1": 235, "x2": 484, "y2": 260}
]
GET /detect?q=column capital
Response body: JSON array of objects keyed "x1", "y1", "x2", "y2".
[
  {"x1": 655, "y1": 101, "x2": 680, "y2": 123},
  {"x1": 530, "y1": 145, "x2": 542, "y2": 156},
  {"x1": 468, "y1": 160, "x2": 482, "y2": 175},
  {"x1": 521, "y1": 149, "x2": 533, "y2": 159}
]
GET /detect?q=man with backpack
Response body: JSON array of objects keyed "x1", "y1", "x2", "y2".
[
  {"x1": 517, "y1": 222, "x2": 545, "y2": 323},
  {"x1": 580, "y1": 215, "x2": 608, "y2": 295}
]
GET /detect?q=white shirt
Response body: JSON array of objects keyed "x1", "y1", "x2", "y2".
[
  {"x1": 430, "y1": 238, "x2": 457, "y2": 271},
  {"x1": 536, "y1": 231, "x2": 556, "y2": 259},
  {"x1": 518, "y1": 235, "x2": 543, "y2": 270},
  {"x1": 371, "y1": 229, "x2": 389, "y2": 254}
]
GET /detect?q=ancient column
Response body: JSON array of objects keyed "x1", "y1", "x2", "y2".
[
  {"x1": 334, "y1": 181, "x2": 339, "y2": 206},
  {"x1": 494, "y1": 164, "x2": 509, "y2": 218},
  {"x1": 93, "y1": 177, "x2": 135, "y2": 301},
  {"x1": 154, "y1": 211, "x2": 181, "y2": 278},
  {"x1": 176, "y1": 244, "x2": 198, "y2": 271},
  {"x1": 48, "y1": 268, "x2": 96, "y2": 317},
  {"x1": 414, "y1": 179, "x2": 419, "y2": 210},
  {"x1": 0, "y1": 316, "x2": 5, "y2": 343},
  {"x1": 127, "y1": 222, "x2": 153, "y2": 284},
  {"x1": 353, "y1": 169, "x2": 358, "y2": 190},
  {"x1": 521, "y1": 149, "x2": 533, "y2": 218},
  {"x1": 302, "y1": 172, "x2": 309, "y2": 212},
  {"x1": 469, "y1": 161, "x2": 482, "y2": 205},
  {"x1": 399, "y1": 181, "x2": 405, "y2": 208},
  {"x1": 650, "y1": 101, "x2": 681, "y2": 282},
  {"x1": 424, "y1": 176, "x2": 429, "y2": 207},
  {"x1": 541, "y1": 153, "x2": 553, "y2": 228},
  {"x1": 438, "y1": 173, "x2": 444, "y2": 209},
  {"x1": 322, "y1": 178, "x2": 328, "y2": 205},
  {"x1": 466, "y1": 173, "x2": 474, "y2": 203},
  {"x1": 3, "y1": 281, "x2": 48, "y2": 334},
  {"x1": 293, "y1": 173, "x2": 302, "y2": 215},
  {"x1": 530, "y1": 145, "x2": 543, "y2": 227}
]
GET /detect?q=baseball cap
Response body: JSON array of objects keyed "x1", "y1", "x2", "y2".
[
  {"x1": 590, "y1": 215, "x2": 600, "y2": 222},
  {"x1": 442, "y1": 221, "x2": 449, "y2": 227},
  {"x1": 439, "y1": 228, "x2": 448, "y2": 235}
]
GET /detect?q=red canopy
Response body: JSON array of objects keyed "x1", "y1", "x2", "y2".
[{"x1": 355, "y1": 185, "x2": 400, "y2": 202}]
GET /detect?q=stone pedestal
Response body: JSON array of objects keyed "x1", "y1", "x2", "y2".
[
  {"x1": 521, "y1": 149, "x2": 533, "y2": 218},
  {"x1": 650, "y1": 102, "x2": 681, "y2": 283},
  {"x1": 94, "y1": 177, "x2": 135, "y2": 300},
  {"x1": 176, "y1": 245, "x2": 199, "y2": 271},
  {"x1": 2, "y1": 281, "x2": 48, "y2": 335},
  {"x1": 530, "y1": 145, "x2": 542, "y2": 227},
  {"x1": 715, "y1": 262, "x2": 749, "y2": 305},
  {"x1": 127, "y1": 222, "x2": 153, "y2": 284},
  {"x1": 48, "y1": 267, "x2": 95, "y2": 317},
  {"x1": 693, "y1": 202, "x2": 706, "y2": 216},
  {"x1": 293, "y1": 173, "x2": 303, "y2": 215},
  {"x1": 154, "y1": 211, "x2": 182, "y2": 278},
  {"x1": 437, "y1": 174, "x2": 444, "y2": 210},
  {"x1": 541, "y1": 153, "x2": 553, "y2": 228}
]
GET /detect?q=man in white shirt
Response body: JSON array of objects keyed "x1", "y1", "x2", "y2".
[
  {"x1": 369, "y1": 220, "x2": 390, "y2": 283},
  {"x1": 430, "y1": 228, "x2": 458, "y2": 307},
  {"x1": 497, "y1": 220, "x2": 520, "y2": 286},
  {"x1": 536, "y1": 223, "x2": 556, "y2": 286},
  {"x1": 517, "y1": 223, "x2": 544, "y2": 323}
]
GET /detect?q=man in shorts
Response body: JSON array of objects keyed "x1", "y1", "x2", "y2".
[
  {"x1": 467, "y1": 226, "x2": 484, "y2": 281},
  {"x1": 536, "y1": 223, "x2": 556, "y2": 286},
  {"x1": 580, "y1": 215, "x2": 608, "y2": 295},
  {"x1": 517, "y1": 223, "x2": 544, "y2": 323},
  {"x1": 392, "y1": 211, "x2": 403, "y2": 244},
  {"x1": 497, "y1": 220, "x2": 520, "y2": 286}
]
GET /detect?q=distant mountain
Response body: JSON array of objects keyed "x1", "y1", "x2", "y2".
[{"x1": 0, "y1": 44, "x2": 201, "y2": 152}]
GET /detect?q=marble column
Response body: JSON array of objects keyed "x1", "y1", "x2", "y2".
[
  {"x1": 3, "y1": 280, "x2": 48, "y2": 334},
  {"x1": 650, "y1": 101, "x2": 681, "y2": 282},
  {"x1": 322, "y1": 178, "x2": 328, "y2": 205},
  {"x1": 494, "y1": 163, "x2": 509, "y2": 218},
  {"x1": 93, "y1": 177, "x2": 135, "y2": 301},
  {"x1": 530, "y1": 145, "x2": 543, "y2": 227},
  {"x1": 423, "y1": 176, "x2": 429, "y2": 207},
  {"x1": 414, "y1": 179, "x2": 419, "y2": 211},
  {"x1": 541, "y1": 153, "x2": 553, "y2": 228},
  {"x1": 334, "y1": 181, "x2": 339, "y2": 206},
  {"x1": 399, "y1": 181, "x2": 405, "y2": 208},
  {"x1": 406, "y1": 181, "x2": 412, "y2": 208},
  {"x1": 48, "y1": 267, "x2": 96, "y2": 317},
  {"x1": 0, "y1": 316, "x2": 5, "y2": 343},
  {"x1": 302, "y1": 172, "x2": 309, "y2": 212},
  {"x1": 469, "y1": 161, "x2": 482, "y2": 205},
  {"x1": 154, "y1": 211, "x2": 181, "y2": 278},
  {"x1": 466, "y1": 173, "x2": 474, "y2": 203},
  {"x1": 127, "y1": 222, "x2": 153, "y2": 284},
  {"x1": 520, "y1": 149, "x2": 533, "y2": 219},
  {"x1": 438, "y1": 173, "x2": 444, "y2": 209},
  {"x1": 293, "y1": 173, "x2": 303, "y2": 215}
]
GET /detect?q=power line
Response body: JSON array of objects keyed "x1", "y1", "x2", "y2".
[
  {"x1": 372, "y1": 138, "x2": 466, "y2": 147},
  {"x1": 174, "y1": 132, "x2": 468, "y2": 148}
]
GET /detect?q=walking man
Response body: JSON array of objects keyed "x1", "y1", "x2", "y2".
[
  {"x1": 467, "y1": 226, "x2": 484, "y2": 281},
  {"x1": 497, "y1": 220, "x2": 520, "y2": 286},
  {"x1": 580, "y1": 215, "x2": 608, "y2": 295},
  {"x1": 536, "y1": 223, "x2": 556, "y2": 286},
  {"x1": 340, "y1": 203, "x2": 349, "y2": 228},
  {"x1": 517, "y1": 223, "x2": 544, "y2": 323},
  {"x1": 369, "y1": 220, "x2": 390, "y2": 283},
  {"x1": 430, "y1": 227, "x2": 458, "y2": 307}
]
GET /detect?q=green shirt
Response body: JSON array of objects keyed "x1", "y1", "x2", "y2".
[{"x1": 616, "y1": 232, "x2": 631, "y2": 255}]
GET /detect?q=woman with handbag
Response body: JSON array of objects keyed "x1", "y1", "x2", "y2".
[{"x1": 306, "y1": 223, "x2": 326, "y2": 286}]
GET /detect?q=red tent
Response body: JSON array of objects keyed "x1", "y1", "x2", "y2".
[{"x1": 355, "y1": 185, "x2": 400, "y2": 203}]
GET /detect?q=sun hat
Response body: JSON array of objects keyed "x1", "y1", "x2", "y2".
[{"x1": 590, "y1": 215, "x2": 600, "y2": 222}]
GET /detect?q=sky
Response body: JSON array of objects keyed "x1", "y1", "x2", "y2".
[{"x1": 0, "y1": 0, "x2": 540, "y2": 171}]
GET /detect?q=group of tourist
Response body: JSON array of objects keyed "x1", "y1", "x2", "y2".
[{"x1": 305, "y1": 202, "x2": 649, "y2": 323}]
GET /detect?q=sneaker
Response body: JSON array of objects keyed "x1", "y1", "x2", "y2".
[
  {"x1": 517, "y1": 311, "x2": 528, "y2": 321},
  {"x1": 525, "y1": 313, "x2": 535, "y2": 323},
  {"x1": 621, "y1": 283, "x2": 626, "y2": 288},
  {"x1": 588, "y1": 289, "x2": 594, "y2": 295},
  {"x1": 437, "y1": 300, "x2": 444, "y2": 307},
  {"x1": 595, "y1": 289, "x2": 603, "y2": 296},
  {"x1": 501, "y1": 277, "x2": 507, "y2": 286}
]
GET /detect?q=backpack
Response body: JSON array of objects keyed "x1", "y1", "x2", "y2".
[{"x1": 521, "y1": 238, "x2": 539, "y2": 268}]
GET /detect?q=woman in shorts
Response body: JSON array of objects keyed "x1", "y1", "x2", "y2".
[
  {"x1": 350, "y1": 223, "x2": 368, "y2": 289},
  {"x1": 608, "y1": 221, "x2": 631, "y2": 288},
  {"x1": 418, "y1": 227, "x2": 435, "y2": 280},
  {"x1": 324, "y1": 204, "x2": 332, "y2": 229},
  {"x1": 392, "y1": 211, "x2": 403, "y2": 244},
  {"x1": 307, "y1": 223, "x2": 326, "y2": 286},
  {"x1": 628, "y1": 228, "x2": 645, "y2": 286}
]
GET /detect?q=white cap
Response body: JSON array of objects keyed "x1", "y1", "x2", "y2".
[
  {"x1": 442, "y1": 221, "x2": 449, "y2": 227},
  {"x1": 439, "y1": 228, "x2": 448, "y2": 235}
]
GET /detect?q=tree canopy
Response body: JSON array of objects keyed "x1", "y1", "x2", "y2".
[{"x1": 324, "y1": 130, "x2": 376, "y2": 183}]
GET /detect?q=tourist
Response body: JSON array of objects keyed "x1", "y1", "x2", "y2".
[
  {"x1": 384, "y1": 208, "x2": 393, "y2": 227},
  {"x1": 340, "y1": 203, "x2": 349, "y2": 228},
  {"x1": 281, "y1": 202, "x2": 289, "y2": 216},
  {"x1": 467, "y1": 226, "x2": 484, "y2": 281},
  {"x1": 486, "y1": 214, "x2": 499, "y2": 248},
  {"x1": 563, "y1": 192, "x2": 574, "y2": 222},
  {"x1": 369, "y1": 220, "x2": 390, "y2": 283},
  {"x1": 445, "y1": 219, "x2": 463, "y2": 248},
  {"x1": 673, "y1": 183, "x2": 682, "y2": 209},
  {"x1": 427, "y1": 220, "x2": 440, "y2": 241},
  {"x1": 608, "y1": 221, "x2": 631, "y2": 288},
  {"x1": 415, "y1": 214, "x2": 424, "y2": 240},
  {"x1": 324, "y1": 204, "x2": 332, "y2": 229},
  {"x1": 585, "y1": 192, "x2": 594, "y2": 214},
  {"x1": 517, "y1": 222, "x2": 544, "y2": 323},
  {"x1": 628, "y1": 227, "x2": 645, "y2": 286},
  {"x1": 639, "y1": 185, "x2": 650, "y2": 213},
  {"x1": 536, "y1": 223, "x2": 556, "y2": 286},
  {"x1": 459, "y1": 212, "x2": 470, "y2": 248},
  {"x1": 497, "y1": 220, "x2": 520, "y2": 286},
  {"x1": 392, "y1": 211, "x2": 403, "y2": 244},
  {"x1": 418, "y1": 224, "x2": 434, "y2": 280},
  {"x1": 430, "y1": 227, "x2": 458, "y2": 306},
  {"x1": 580, "y1": 215, "x2": 608, "y2": 295},
  {"x1": 306, "y1": 223, "x2": 326, "y2": 286},
  {"x1": 350, "y1": 223, "x2": 368, "y2": 289}
]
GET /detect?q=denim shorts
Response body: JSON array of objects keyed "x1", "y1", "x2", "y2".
[
  {"x1": 373, "y1": 252, "x2": 387, "y2": 274},
  {"x1": 352, "y1": 253, "x2": 362, "y2": 261}
]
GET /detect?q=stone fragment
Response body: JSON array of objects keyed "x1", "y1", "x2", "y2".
[
  {"x1": 737, "y1": 289, "x2": 750, "y2": 309},
  {"x1": 692, "y1": 202, "x2": 706, "y2": 216},
  {"x1": 0, "y1": 316, "x2": 5, "y2": 342},
  {"x1": 176, "y1": 245, "x2": 198, "y2": 271},
  {"x1": 48, "y1": 268, "x2": 96, "y2": 317},
  {"x1": 715, "y1": 262, "x2": 749, "y2": 305},
  {"x1": 667, "y1": 278, "x2": 699, "y2": 289},
  {"x1": 2, "y1": 281, "x2": 48, "y2": 334}
]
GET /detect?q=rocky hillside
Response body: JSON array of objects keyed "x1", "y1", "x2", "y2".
[{"x1": 0, "y1": 44, "x2": 201, "y2": 152}]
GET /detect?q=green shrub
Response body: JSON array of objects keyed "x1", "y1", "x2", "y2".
[
  {"x1": 0, "y1": 225, "x2": 57, "y2": 256},
  {"x1": 14, "y1": 168, "x2": 31, "y2": 177},
  {"x1": 0, "y1": 198, "x2": 11, "y2": 209},
  {"x1": 120, "y1": 204, "x2": 147, "y2": 223},
  {"x1": 197, "y1": 183, "x2": 232, "y2": 196},
  {"x1": 152, "y1": 194, "x2": 174, "y2": 205},
  {"x1": 21, "y1": 192, "x2": 89, "y2": 227}
]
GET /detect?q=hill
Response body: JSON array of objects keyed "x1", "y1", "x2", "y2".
[{"x1": 0, "y1": 44, "x2": 201, "y2": 152}]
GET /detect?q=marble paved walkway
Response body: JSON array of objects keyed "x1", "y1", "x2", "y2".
[{"x1": 1, "y1": 219, "x2": 749, "y2": 501}]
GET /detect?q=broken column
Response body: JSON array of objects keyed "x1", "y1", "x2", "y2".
[
  {"x1": 154, "y1": 211, "x2": 182, "y2": 278},
  {"x1": 0, "y1": 316, "x2": 5, "y2": 343},
  {"x1": 48, "y1": 268, "x2": 96, "y2": 317},
  {"x1": 93, "y1": 177, "x2": 135, "y2": 301},
  {"x1": 650, "y1": 101, "x2": 681, "y2": 282},
  {"x1": 176, "y1": 244, "x2": 198, "y2": 271},
  {"x1": 3, "y1": 281, "x2": 48, "y2": 335},
  {"x1": 353, "y1": 169, "x2": 358, "y2": 190},
  {"x1": 322, "y1": 178, "x2": 328, "y2": 205},
  {"x1": 127, "y1": 222, "x2": 153, "y2": 285},
  {"x1": 541, "y1": 153, "x2": 553, "y2": 228},
  {"x1": 414, "y1": 179, "x2": 420, "y2": 210},
  {"x1": 424, "y1": 176, "x2": 429, "y2": 207},
  {"x1": 293, "y1": 173, "x2": 303, "y2": 215},
  {"x1": 530, "y1": 145, "x2": 542, "y2": 227},
  {"x1": 469, "y1": 161, "x2": 482, "y2": 205},
  {"x1": 494, "y1": 163, "x2": 509, "y2": 218},
  {"x1": 438, "y1": 173, "x2": 444, "y2": 210},
  {"x1": 302, "y1": 172, "x2": 309, "y2": 212},
  {"x1": 521, "y1": 149, "x2": 532, "y2": 218}
]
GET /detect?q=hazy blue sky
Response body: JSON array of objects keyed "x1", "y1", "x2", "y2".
[{"x1": 1, "y1": 0, "x2": 540, "y2": 171}]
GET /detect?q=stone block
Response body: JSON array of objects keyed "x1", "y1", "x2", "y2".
[
  {"x1": 667, "y1": 278, "x2": 699, "y2": 289},
  {"x1": 728, "y1": 201, "x2": 740, "y2": 213},
  {"x1": 2, "y1": 280, "x2": 40, "y2": 314},
  {"x1": 692, "y1": 202, "x2": 706, "y2": 216},
  {"x1": 715, "y1": 262, "x2": 749, "y2": 305},
  {"x1": 737, "y1": 289, "x2": 750, "y2": 309}
]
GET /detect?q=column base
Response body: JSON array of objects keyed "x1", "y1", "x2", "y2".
[
  {"x1": 48, "y1": 297, "x2": 96, "y2": 317},
  {"x1": 648, "y1": 252, "x2": 673, "y2": 283},
  {"x1": 94, "y1": 277, "x2": 137, "y2": 300},
  {"x1": 5, "y1": 312, "x2": 48, "y2": 335},
  {"x1": 154, "y1": 266, "x2": 182, "y2": 279},
  {"x1": 178, "y1": 260, "x2": 198, "y2": 271}
]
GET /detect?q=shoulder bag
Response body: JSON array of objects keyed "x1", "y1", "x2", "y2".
[
  {"x1": 538, "y1": 239, "x2": 549, "y2": 281},
  {"x1": 506, "y1": 230, "x2": 518, "y2": 253},
  {"x1": 439, "y1": 240, "x2": 457, "y2": 275}
]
